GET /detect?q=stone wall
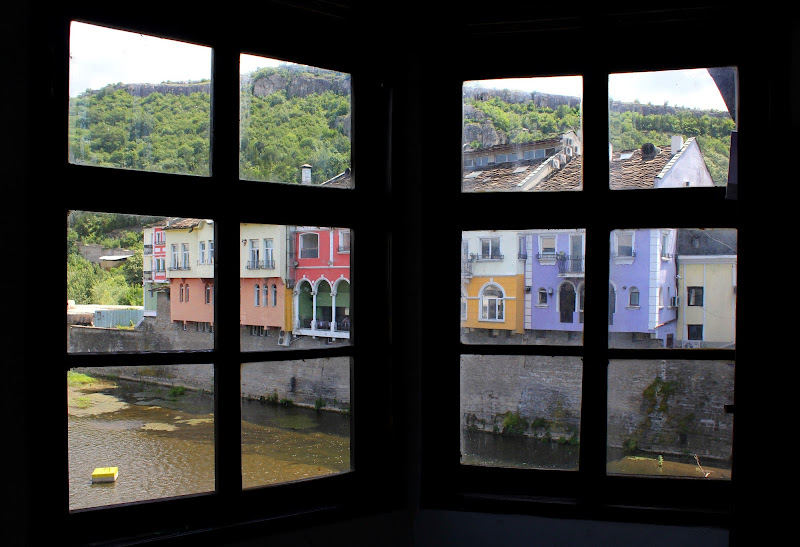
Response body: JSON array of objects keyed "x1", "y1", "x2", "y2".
[{"x1": 461, "y1": 355, "x2": 733, "y2": 461}]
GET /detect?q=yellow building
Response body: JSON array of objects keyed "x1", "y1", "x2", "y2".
[
  {"x1": 676, "y1": 230, "x2": 737, "y2": 348},
  {"x1": 461, "y1": 231, "x2": 526, "y2": 336}
]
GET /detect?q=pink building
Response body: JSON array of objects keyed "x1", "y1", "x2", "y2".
[{"x1": 291, "y1": 227, "x2": 351, "y2": 340}]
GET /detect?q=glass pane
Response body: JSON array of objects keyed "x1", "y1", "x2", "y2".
[
  {"x1": 68, "y1": 22, "x2": 211, "y2": 176},
  {"x1": 240, "y1": 54, "x2": 352, "y2": 187},
  {"x1": 241, "y1": 225, "x2": 352, "y2": 351},
  {"x1": 241, "y1": 358, "x2": 352, "y2": 488},
  {"x1": 68, "y1": 364, "x2": 214, "y2": 510},
  {"x1": 609, "y1": 67, "x2": 737, "y2": 189},
  {"x1": 608, "y1": 228, "x2": 736, "y2": 349},
  {"x1": 462, "y1": 230, "x2": 584, "y2": 345},
  {"x1": 607, "y1": 359, "x2": 733, "y2": 479},
  {"x1": 460, "y1": 355, "x2": 582, "y2": 470},
  {"x1": 462, "y1": 76, "x2": 582, "y2": 192},
  {"x1": 67, "y1": 212, "x2": 215, "y2": 353}
]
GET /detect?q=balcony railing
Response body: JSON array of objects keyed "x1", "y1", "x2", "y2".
[
  {"x1": 246, "y1": 259, "x2": 275, "y2": 270},
  {"x1": 461, "y1": 259, "x2": 473, "y2": 277},
  {"x1": 556, "y1": 254, "x2": 584, "y2": 275}
]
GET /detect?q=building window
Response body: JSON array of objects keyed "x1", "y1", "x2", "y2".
[
  {"x1": 688, "y1": 324, "x2": 704, "y2": 340},
  {"x1": 339, "y1": 230, "x2": 351, "y2": 252},
  {"x1": 205, "y1": 284, "x2": 211, "y2": 304},
  {"x1": 479, "y1": 284, "x2": 504, "y2": 321},
  {"x1": 688, "y1": 286, "x2": 704, "y2": 306},
  {"x1": 272, "y1": 284, "x2": 277, "y2": 307},
  {"x1": 300, "y1": 233, "x2": 319, "y2": 258},
  {"x1": 264, "y1": 239, "x2": 274, "y2": 267},
  {"x1": 615, "y1": 230, "x2": 634, "y2": 258},
  {"x1": 254, "y1": 284, "x2": 260, "y2": 306},
  {"x1": 538, "y1": 288, "x2": 548, "y2": 305},
  {"x1": 480, "y1": 237, "x2": 502, "y2": 259},
  {"x1": 199, "y1": 241, "x2": 206, "y2": 264},
  {"x1": 629, "y1": 287, "x2": 640, "y2": 307}
]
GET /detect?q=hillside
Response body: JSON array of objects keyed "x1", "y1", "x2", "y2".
[{"x1": 68, "y1": 63, "x2": 351, "y2": 184}]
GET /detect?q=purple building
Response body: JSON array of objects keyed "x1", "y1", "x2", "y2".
[
  {"x1": 522, "y1": 228, "x2": 677, "y2": 348},
  {"x1": 523, "y1": 230, "x2": 586, "y2": 345},
  {"x1": 608, "y1": 229, "x2": 678, "y2": 348}
]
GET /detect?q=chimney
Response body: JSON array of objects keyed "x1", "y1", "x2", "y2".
[
  {"x1": 671, "y1": 136, "x2": 684, "y2": 155},
  {"x1": 301, "y1": 164, "x2": 312, "y2": 185}
]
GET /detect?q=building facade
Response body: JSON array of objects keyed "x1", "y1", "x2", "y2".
[
  {"x1": 164, "y1": 218, "x2": 215, "y2": 331},
  {"x1": 675, "y1": 229, "x2": 737, "y2": 348},
  {"x1": 461, "y1": 230, "x2": 526, "y2": 339},
  {"x1": 291, "y1": 226, "x2": 351, "y2": 341},
  {"x1": 608, "y1": 228, "x2": 678, "y2": 348}
]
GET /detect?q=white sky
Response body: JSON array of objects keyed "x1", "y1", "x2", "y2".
[
  {"x1": 467, "y1": 70, "x2": 728, "y2": 111},
  {"x1": 69, "y1": 21, "x2": 729, "y2": 111}
]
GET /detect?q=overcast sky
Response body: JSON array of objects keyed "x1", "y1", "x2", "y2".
[{"x1": 69, "y1": 21, "x2": 729, "y2": 111}]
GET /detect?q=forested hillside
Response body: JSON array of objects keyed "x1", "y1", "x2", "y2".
[
  {"x1": 465, "y1": 89, "x2": 735, "y2": 186},
  {"x1": 67, "y1": 212, "x2": 157, "y2": 306},
  {"x1": 68, "y1": 63, "x2": 352, "y2": 184}
]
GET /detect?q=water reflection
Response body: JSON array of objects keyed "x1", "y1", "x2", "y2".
[
  {"x1": 68, "y1": 377, "x2": 350, "y2": 511},
  {"x1": 461, "y1": 429, "x2": 579, "y2": 471}
]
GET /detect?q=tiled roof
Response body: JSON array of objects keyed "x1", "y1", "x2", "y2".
[
  {"x1": 532, "y1": 155, "x2": 582, "y2": 192},
  {"x1": 461, "y1": 154, "x2": 583, "y2": 192},
  {"x1": 163, "y1": 218, "x2": 211, "y2": 230},
  {"x1": 319, "y1": 168, "x2": 352, "y2": 189},
  {"x1": 461, "y1": 158, "x2": 548, "y2": 191},
  {"x1": 609, "y1": 144, "x2": 673, "y2": 190}
]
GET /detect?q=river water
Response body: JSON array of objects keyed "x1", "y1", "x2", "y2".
[{"x1": 68, "y1": 378, "x2": 351, "y2": 511}]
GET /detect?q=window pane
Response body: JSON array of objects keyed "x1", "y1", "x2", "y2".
[
  {"x1": 608, "y1": 228, "x2": 736, "y2": 349},
  {"x1": 68, "y1": 365, "x2": 214, "y2": 510},
  {"x1": 68, "y1": 22, "x2": 211, "y2": 176},
  {"x1": 241, "y1": 358, "x2": 351, "y2": 489},
  {"x1": 609, "y1": 67, "x2": 737, "y2": 189},
  {"x1": 241, "y1": 225, "x2": 351, "y2": 351},
  {"x1": 462, "y1": 230, "x2": 585, "y2": 345},
  {"x1": 67, "y1": 212, "x2": 215, "y2": 353},
  {"x1": 240, "y1": 55, "x2": 352, "y2": 187},
  {"x1": 607, "y1": 359, "x2": 733, "y2": 479},
  {"x1": 462, "y1": 76, "x2": 582, "y2": 192},
  {"x1": 461, "y1": 355, "x2": 582, "y2": 470}
]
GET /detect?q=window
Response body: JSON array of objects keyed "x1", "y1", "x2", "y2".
[
  {"x1": 628, "y1": 287, "x2": 640, "y2": 307},
  {"x1": 339, "y1": 230, "x2": 351, "y2": 252},
  {"x1": 300, "y1": 233, "x2": 319, "y2": 259},
  {"x1": 199, "y1": 240, "x2": 207, "y2": 264},
  {"x1": 687, "y1": 325, "x2": 704, "y2": 340},
  {"x1": 205, "y1": 283, "x2": 211, "y2": 304},
  {"x1": 688, "y1": 286, "x2": 704, "y2": 306},
  {"x1": 480, "y1": 237, "x2": 501, "y2": 259},
  {"x1": 614, "y1": 230, "x2": 634, "y2": 258},
  {"x1": 537, "y1": 288, "x2": 548, "y2": 306},
  {"x1": 479, "y1": 284, "x2": 504, "y2": 321},
  {"x1": 254, "y1": 284, "x2": 260, "y2": 306}
]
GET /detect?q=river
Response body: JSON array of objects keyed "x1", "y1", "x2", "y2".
[{"x1": 68, "y1": 377, "x2": 351, "y2": 511}]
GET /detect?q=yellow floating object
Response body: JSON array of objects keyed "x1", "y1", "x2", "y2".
[{"x1": 91, "y1": 467, "x2": 119, "y2": 483}]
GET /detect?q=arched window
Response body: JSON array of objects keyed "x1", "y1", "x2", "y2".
[
  {"x1": 480, "y1": 284, "x2": 504, "y2": 321},
  {"x1": 272, "y1": 284, "x2": 277, "y2": 307},
  {"x1": 205, "y1": 284, "x2": 211, "y2": 304},
  {"x1": 461, "y1": 286, "x2": 468, "y2": 320},
  {"x1": 263, "y1": 284, "x2": 269, "y2": 307},
  {"x1": 629, "y1": 287, "x2": 640, "y2": 307},
  {"x1": 538, "y1": 288, "x2": 548, "y2": 305},
  {"x1": 254, "y1": 284, "x2": 260, "y2": 307},
  {"x1": 185, "y1": 284, "x2": 189, "y2": 302},
  {"x1": 179, "y1": 283, "x2": 184, "y2": 303}
]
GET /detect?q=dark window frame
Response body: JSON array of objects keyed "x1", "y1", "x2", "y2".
[
  {"x1": 688, "y1": 286, "x2": 705, "y2": 306},
  {"x1": 29, "y1": 6, "x2": 395, "y2": 545},
  {"x1": 419, "y1": 6, "x2": 769, "y2": 537}
]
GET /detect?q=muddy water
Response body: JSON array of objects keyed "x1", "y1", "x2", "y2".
[{"x1": 68, "y1": 379, "x2": 351, "y2": 511}]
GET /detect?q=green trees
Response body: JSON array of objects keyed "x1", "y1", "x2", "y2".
[
  {"x1": 466, "y1": 93, "x2": 734, "y2": 186},
  {"x1": 67, "y1": 212, "x2": 148, "y2": 306},
  {"x1": 68, "y1": 66, "x2": 352, "y2": 184}
]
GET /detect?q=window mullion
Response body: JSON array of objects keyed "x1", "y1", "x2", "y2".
[{"x1": 211, "y1": 43, "x2": 243, "y2": 500}]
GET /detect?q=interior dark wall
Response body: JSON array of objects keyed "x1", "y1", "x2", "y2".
[{"x1": 13, "y1": 2, "x2": 795, "y2": 545}]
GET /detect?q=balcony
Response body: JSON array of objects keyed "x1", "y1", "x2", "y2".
[
  {"x1": 246, "y1": 259, "x2": 275, "y2": 270},
  {"x1": 556, "y1": 254, "x2": 584, "y2": 276},
  {"x1": 461, "y1": 258, "x2": 473, "y2": 278}
]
